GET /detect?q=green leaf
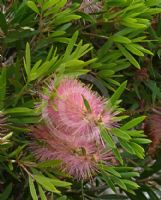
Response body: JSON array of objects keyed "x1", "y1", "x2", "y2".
[
  {"x1": 110, "y1": 81, "x2": 127, "y2": 106},
  {"x1": 113, "y1": 167, "x2": 133, "y2": 172},
  {"x1": 120, "y1": 172, "x2": 139, "y2": 178},
  {"x1": 112, "y1": 176, "x2": 127, "y2": 190},
  {"x1": 50, "y1": 178, "x2": 71, "y2": 188},
  {"x1": 132, "y1": 138, "x2": 151, "y2": 144},
  {"x1": 4, "y1": 107, "x2": 37, "y2": 116},
  {"x1": 38, "y1": 185, "x2": 47, "y2": 200},
  {"x1": 34, "y1": 175, "x2": 61, "y2": 194},
  {"x1": 42, "y1": 0, "x2": 60, "y2": 11},
  {"x1": 147, "y1": 8, "x2": 161, "y2": 15},
  {"x1": 132, "y1": 44, "x2": 153, "y2": 56},
  {"x1": 145, "y1": 80, "x2": 161, "y2": 102},
  {"x1": 31, "y1": 60, "x2": 42, "y2": 71},
  {"x1": 44, "y1": 0, "x2": 67, "y2": 16},
  {"x1": 112, "y1": 128, "x2": 131, "y2": 141},
  {"x1": 126, "y1": 130, "x2": 145, "y2": 137},
  {"x1": 121, "y1": 18, "x2": 147, "y2": 29},
  {"x1": 29, "y1": 176, "x2": 38, "y2": 200},
  {"x1": 82, "y1": 95, "x2": 92, "y2": 112},
  {"x1": 120, "y1": 140, "x2": 135, "y2": 154},
  {"x1": 0, "y1": 11, "x2": 8, "y2": 33},
  {"x1": 10, "y1": 116, "x2": 39, "y2": 124},
  {"x1": 9, "y1": 144, "x2": 26, "y2": 158},
  {"x1": 64, "y1": 31, "x2": 78, "y2": 60},
  {"x1": 117, "y1": 44, "x2": 140, "y2": 68},
  {"x1": 101, "y1": 166, "x2": 121, "y2": 178},
  {"x1": 100, "y1": 126, "x2": 116, "y2": 149},
  {"x1": 113, "y1": 148, "x2": 123, "y2": 165},
  {"x1": 64, "y1": 60, "x2": 88, "y2": 68},
  {"x1": 111, "y1": 35, "x2": 131, "y2": 44},
  {"x1": 37, "y1": 160, "x2": 61, "y2": 168},
  {"x1": 50, "y1": 31, "x2": 65, "y2": 37},
  {"x1": 46, "y1": 46, "x2": 54, "y2": 61},
  {"x1": 130, "y1": 142, "x2": 145, "y2": 159},
  {"x1": 121, "y1": 116, "x2": 146, "y2": 130},
  {"x1": 122, "y1": 179, "x2": 139, "y2": 190},
  {"x1": 30, "y1": 55, "x2": 58, "y2": 81},
  {"x1": 24, "y1": 42, "x2": 31, "y2": 78},
  {"x1": 34, "y1": 175, "x2": 71, "y2": 193},
  {"x1": 54, "y1": 15, "x2": 81, "y2": 26},
  {"x1": 102, "y1": 174, "x2": 116, "y2": 192},
  {"x1": 131, "y1": 36, "x2": 147, "y2": 43},
  {"x1": 124, "y1": 44, "x2": 144, "y2": 57},
  {"x1": 146, "y1": 0, "x2": 161, "y2": 7},
  {"x1": 98, "y1": 70, "x2": 115, "y2": 77},
  {"x1": 27, "y1": 1, "x2": 40, "y2": 14},
  {"x1": 0, "y1": 183, "x2": 12, "y2": 200}
]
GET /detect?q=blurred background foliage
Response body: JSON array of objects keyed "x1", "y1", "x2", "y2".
[{"x1": 0, "y1": 0, "x2": 161, "y2": 199}]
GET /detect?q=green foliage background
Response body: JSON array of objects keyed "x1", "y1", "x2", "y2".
[{"x1": 0, "y1": 0, "x2": 161, "y2": 199}]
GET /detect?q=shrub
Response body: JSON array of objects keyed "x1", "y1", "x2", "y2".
[{"x1": 0, "y1": 0, "x2": 161, "y2": 199}]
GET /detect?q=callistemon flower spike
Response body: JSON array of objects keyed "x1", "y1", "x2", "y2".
[
  {"x1": 31, "y1": 125, "x2": 116, "y2": 180},
  {"x1": 42, "y1": 79, "x2": 116, "y2": 141},
  {"x1": 79, "y1": 0, "x2": 102, "y2": 14},
  {"x1": 144, "y1": 112, "x2": 161, "y2": 156},
  {"x1": 66, "y1": 0, "x2": 102, "y2": 14}
]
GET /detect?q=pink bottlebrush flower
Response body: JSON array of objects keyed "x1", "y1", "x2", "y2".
[
  {"x1": 144, "y1": 112, "x2": 161, "y2": 156},
  {"x1": 42, "y1": 79, "x2": 115, "y2": 141},
  {"x1": 66, "y1": 0, "x2": 102, "y2": 14},
  {"x1": 31, "y1": 125, "x2": 115, "y2": 180},
  {"x1": 79, "y1": 0, "x2": 102, "y2": 14}
]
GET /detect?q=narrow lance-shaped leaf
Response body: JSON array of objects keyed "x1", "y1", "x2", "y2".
[
  {"x1": 117, "y1": 44, "x2": 140, "y2": 68},
  {"x1": 29, "y1": 176, "x2": 38, "y2": 200},
  {"x1": 130, "y1": 142, "x2": 145, "y2": 159},
  {"x1": 63, "y1": 31, "x2": 78, "y2": 60},
  {"x1": 0, "y1": 11, "x2": 8, "y2": 33},
  {"x1": 38, "y1": 185, "x2": 47, "y2": 200},
  {"x1": 100, "y1": 126, "x2": 116, "y2": 149},
  {"x1": 0, "y1": 183, "x2": 12, "y2": 200},
  {"x1": 111, "y1": 35, "x2": 132, "y2": 44},
  {"x1": 34, "y1": 175, "x2": 62, "y2": 194},
  {"x1": 113, "y1": 148, "x2": 123, "y2": 165},
  {"x1": 27, "y1": 1, "x2": 40, "y2": 14},
  {"x1": 110, "y1": 81, "x2": 127, "y2": 106},
  {"x1": 124, "y1": 44, "x2": 144, "y2": 57},
  {"x1": 42, "y1": 0, "x2": 60, "y2": 11},
  {"x1": 119, "y1": 172, "x2": 140, "y2": 179},
  {"x1": 122, "y1": 179, "x2": 140, "y2": 190},
  {"x1": 121, "y1": 116, "x2": 146, "y2": 130},
  {"x1": 4, "y1": 107, "x2": 37, "y2": 116},
  {"x1": 101, "y1": 172, "x2": 116, "y2": 192},
  {"x1": 24, "y1": 43, "x2": 31, "y2": 78},
  {"x1": 82, "y1": 95, "x2": 92, "y2": 112},
  {"x1": 112, "y1": 128, "x2": 131, "y2": 141},
  {"x1": 120, "y1": 139, "x2": 136, "y2": 155}
]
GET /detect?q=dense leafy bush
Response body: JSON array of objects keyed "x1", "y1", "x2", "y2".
[{"x1": 0, "y1": 0, "x2": 161, "y2": 199}]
